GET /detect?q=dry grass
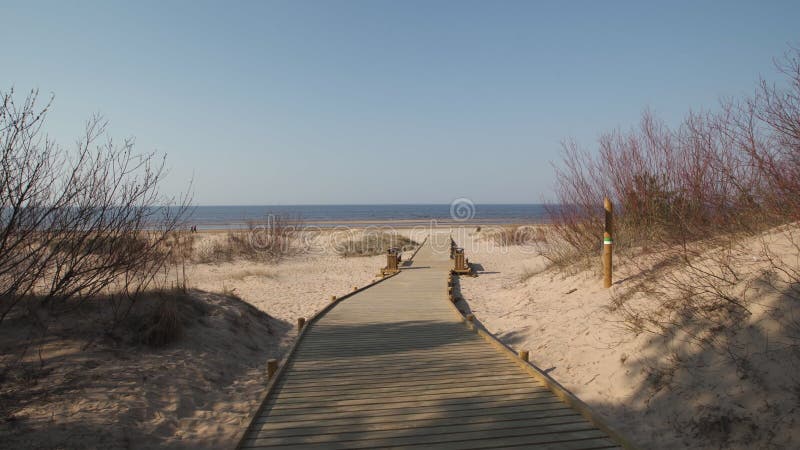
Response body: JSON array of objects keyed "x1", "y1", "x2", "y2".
[
  {"x1": 189, "y1": 216, "x2": 302, "y2": 264},
  {"x1": 140, "y1": 297, "x2": 183, "y2": 347},
  {"x1": 335, "y1": 232, "x2": 418, "y2": 257},
  {"x1": 482, "y1": 225, "x2": 547, "y2": 247}
]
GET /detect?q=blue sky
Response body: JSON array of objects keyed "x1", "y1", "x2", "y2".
[{"x1": 2, "y1": 1, "x2": 798, "y2": 205}]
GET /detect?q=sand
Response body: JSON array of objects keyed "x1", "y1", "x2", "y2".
[{"x1": 456, "y1": 225, "x2": 800, "y2": 449}]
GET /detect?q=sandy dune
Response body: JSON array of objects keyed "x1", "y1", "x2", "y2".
[
  {"x1": 4, "y1": 224, "x2": 797, "y2": 449},
  {"x1": 0, "y1": 228, "x2": 421, "y2": 449},
  {"x1": 456, "y1": 226, "x2": 800, "y2": 449}
]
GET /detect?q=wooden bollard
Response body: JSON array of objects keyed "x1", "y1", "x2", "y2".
[
  {"x1": 331, "y1": 295, "x2": 337, "y2": 302},
  {"x1": 353, "y1": 286, "x2": 358, "y2": 291},
  {"x1": 454, "y1": 248, "x2": 467, "y2": 271},
  {"x1": 603, "y1": 197, "x2": 614, "y2": 288},
  {"x1": 385, "y1": 248, "x2": 398, "y2": 273},
  {"x1": 466, "y1": 314, "x2": 474, "y2": 323},
  {"x1": 267, "y1": 359, "x2": 278, "y2": 379},
  {"x1": 518, "y1": 350, "x2": 529, "y2": 362},
  {"x1": 297, "y1": 317, "x2": 306, "y2": 332}
]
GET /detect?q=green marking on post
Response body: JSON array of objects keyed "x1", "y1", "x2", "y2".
[{"x1": 604, "y1": 238, "x2": 613, "y2": 245}]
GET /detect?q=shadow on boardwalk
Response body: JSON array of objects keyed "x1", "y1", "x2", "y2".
[{"x1": 300, "y1": 320, "x2": 477, "y2": 359}]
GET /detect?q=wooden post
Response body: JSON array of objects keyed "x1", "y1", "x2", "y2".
[
  {"x1": 518, "y1": 350, "x2": 529, "y2": 362},
  {"x1": 297, "y1": 317, "x2": 306, "y2": 332},
  {"x1": 353, "y1": 286, "x2": 358, "y2": 291},
  {"x1": 466, "y1": 314, "x2": 474, "y2": 323},
  {"x1": 603, "y1": 197, "x2": 614, "y2": 288},
  {"x1": 330, "y1": 295, "x2": 337, "y2": 302},
  {"x1": 385, "y1": 248, "x2": 398, "y2": 273},
  {"x1": 453, "y1": 248, "x2": 468, "y2": 272},
  {"x1": 267, "y1": 359, "x2": 278, "y2": 379}
]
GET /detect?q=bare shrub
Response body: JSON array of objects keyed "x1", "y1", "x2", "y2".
[
  {"x1": 335, "y1": 231, "x2": 418, "y2": 257},
  {"x1": 0, "y1": 88, "x2": 190, "y2": 326},
  {"x1": 549, "y1": 46, "x2": 800, "y2": 375},
  {"x1": 549, "y1": 46, "x2": 800, "y2": 269}
]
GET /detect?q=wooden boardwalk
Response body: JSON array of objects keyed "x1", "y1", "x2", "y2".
[{"x1": 239, "y1": 235, "x2": 628, "y2": 449}]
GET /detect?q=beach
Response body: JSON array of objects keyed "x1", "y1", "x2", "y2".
[{"x1": 3, "y1": 222, "x2": 799, "y2": 449}]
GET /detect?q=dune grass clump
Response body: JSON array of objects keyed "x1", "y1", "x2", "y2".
[
  {"x1": 335, "y1": 232, "x2": 418, "y2": 257},
  {"x1": 483, "y1": 225, "x2": 546, "y2": 247},
  {"x1": 193, "y1": 215, "x2": 302, "y2": 263},
  {"x1": 141, "y1": 298, "x2": 183, "y2": 347}
]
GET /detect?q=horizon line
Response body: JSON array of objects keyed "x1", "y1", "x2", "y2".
[{"x1": 186, "y1": 202, "x2": 551, "y2": 207}]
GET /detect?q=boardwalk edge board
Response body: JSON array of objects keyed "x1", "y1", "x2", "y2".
[
  {"x1": 403, "y1": 235, "x2": 427, "y2": 264},
  {"x1": 233, "y1": 236, "x2": 427, "y2": 449},
  {"x1": 447, "y1": 273, "x2": 639, "y2": 450}
]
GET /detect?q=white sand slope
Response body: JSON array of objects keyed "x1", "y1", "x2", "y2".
[{"x1": 457, "y1": 226, "x2": 800, "y2": 449}]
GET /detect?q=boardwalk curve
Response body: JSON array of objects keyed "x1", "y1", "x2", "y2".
[{"x1": 238, "y1": 234, "x2": 631, "y2": 449}]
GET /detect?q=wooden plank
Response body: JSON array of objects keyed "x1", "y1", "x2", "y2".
[
  {"x1": 248, "y1": 415, "x2": 594, "y2": 444},
  {"x1": 242, "y1": 426, "x2": 607, "y2": 449},
  {"x1": 295, "y1": 346, "x2": 511, "y2": 359},
  {"x1": 287, "y1": 357, "x2": 512, "y2": 372},
  {"x1": 254, "y1": 406, "x2": 579, "y2": 431},
  {"x1": 276, "y1": 370, "x2": 528, "y2": 387},
  {"x1": 252, "y1": 410, "x2": 586, "y2": 438},
  {"x1": 268, "y1": 383, "x2": 551, "y2": 404},
  {"x1": 274, "y1": 373, "x2": 535, "y2": 394},
  {"x1": 389, "y1": 437, "x2": 621, "y2": 450},
  {"x1": 265, "y1": 386, "x2": 555, "y2": 411},
  {"x1": 281, "y1": 365, "x2": 525, "y2": 380},
  {"x1": 254, "y1": 398, "x2": 572, "y2": 425},
  {"x1": 273, "y1": 378, "x2": 541, "y2": 399},
  {"x1": 263, "y1": 393, "x2": 566, "y2": 418}
]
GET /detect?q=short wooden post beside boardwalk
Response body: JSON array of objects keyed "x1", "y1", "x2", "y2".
[
  {"x1": 380, "y1": 247, "x2": 400, "y2": 276},
  {"x1": 452, "y1": 247, "x2": 472, "y2": 275},
  {"x1": 266, "y1": 359, "x2": 278, "y2": 380},
  {"x1": 237, "y1": 236, "x2": 632, "y2": 449}
]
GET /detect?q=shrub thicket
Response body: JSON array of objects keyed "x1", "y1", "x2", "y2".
[
  {"x1": 0, "y1": 89, "x2": 190, "y2": 326},
  {"x1": 548, "y1": 47, "x2": 800, "y2": 262}
]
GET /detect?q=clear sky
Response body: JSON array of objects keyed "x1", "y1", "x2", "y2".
[{"x1": 2, "y1": 1, "x2": 798, "y2": 205}]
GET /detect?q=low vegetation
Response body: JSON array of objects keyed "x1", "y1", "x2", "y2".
[
  {"x1": 0, "y1": 89, "x2": 190, "y2": 328},
  {"x1": 335, "y1": 231, "x2": 418, "y2": 257},
  {"x1": 481, "y1": 225, "x2": 547, "y2": 247},
  {"x1": 164, "y1": 215, "x2": 303, "y2": 265},
  {"x1": 549, "y1": 47, "x2": 800, "y2": 263},
  {"x1": 544, "y1": 46, "x2": 800, "y2": 446},
  {"x1": 0, "y1": 287, "x2": 282, "y2": 449}
]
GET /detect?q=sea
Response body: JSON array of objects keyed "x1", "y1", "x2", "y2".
[{"x1": 184, "y1": 204, "x2": 550, "y2": 229}]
